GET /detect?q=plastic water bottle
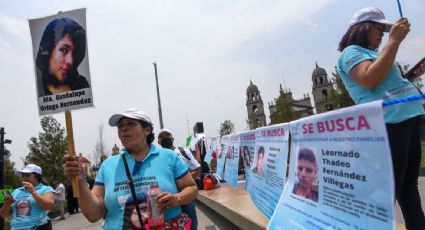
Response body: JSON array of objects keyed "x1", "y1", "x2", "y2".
[{"x1": 148, "y1": 184, "x2": 164, "y2": 227}]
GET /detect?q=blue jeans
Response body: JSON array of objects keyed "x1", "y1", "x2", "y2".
[{"x1": 181, "y1": 200, "x2": 197, "y2": 230}]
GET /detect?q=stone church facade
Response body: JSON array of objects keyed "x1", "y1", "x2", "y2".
[
  {"x1": 246, "y1": 63, "x2": 334, "y2": 126},
  {"x1": 246, "y1": 80, "x2": 267, "y2": 129}
]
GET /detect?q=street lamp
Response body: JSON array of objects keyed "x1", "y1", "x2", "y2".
[
  {"x1": 153, "y1": 62, "x2": 164, "y2": 129},
  {"x1": 0, "y1": 127, "x2": 12, "y2": 229}
]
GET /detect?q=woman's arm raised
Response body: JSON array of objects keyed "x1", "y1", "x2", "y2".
[{"x1": 349, "y1": 18, "x2": 410, "y2": 88}]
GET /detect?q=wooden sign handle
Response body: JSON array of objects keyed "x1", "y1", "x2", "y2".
[{"x1": 65, "y1": 111, "x2": 80, "y2": 198}]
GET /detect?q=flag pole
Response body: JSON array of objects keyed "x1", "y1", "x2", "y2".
[{"x1": 396, "y1": 0, "x2": 403, "y2": 17}]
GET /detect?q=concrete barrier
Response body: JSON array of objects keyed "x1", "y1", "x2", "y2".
[{"x1": 196, "y1": 182, "x2": 269, "y2": 230}]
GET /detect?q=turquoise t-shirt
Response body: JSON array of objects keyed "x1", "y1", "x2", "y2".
[
  {"x1": 11, "y1": 183, "x2": 54, "y2": 230},
  {"x1": 95, "y1": 144, "x2": 189, "y2": 230},
  {"x1": 337, "y1": 45, "x2": 424, "y2": 123}
]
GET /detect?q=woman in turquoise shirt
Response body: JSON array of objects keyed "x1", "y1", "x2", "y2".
[
  {"x1": 0, "y1": 164, "x2": 55, "y2": 230},
  {"x1": 337, "y1": 7, "x2": 425, "y2": 230},
  {"x1": 64, "y1": 108, "x2": 197, "y2": 229}
]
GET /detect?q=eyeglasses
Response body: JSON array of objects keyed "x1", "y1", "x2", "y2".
[{"x1": 21, "y1": 173, "x2": 33, "y2": 177}]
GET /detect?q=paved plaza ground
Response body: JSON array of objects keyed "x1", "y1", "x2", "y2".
[{"x1": 52, "y1": 177, "x2": 425, "y2": 230}]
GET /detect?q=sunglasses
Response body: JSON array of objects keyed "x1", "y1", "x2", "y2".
[{"x1": 21, "y1": 173, "x2": 33, "y2": 177}]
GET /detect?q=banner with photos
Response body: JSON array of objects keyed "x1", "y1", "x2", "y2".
[
  {"x1": 204, "y1": 136, "x2": 220, "y2": 165},
  {"x1": 223, "y1": 134, "x2": 241, "y2": 187},
  {"x1": 216, "y1": 135, "x2": 229, "y2": 179},
  {"x1": 250, "y1": 123, "x2": 289, "y2": 219},
  {"x1": 240, "y1": 131, "x2": 255, "y2": 193},
  {"x1": 268, "y1": 101, "x2": 394, "y2": 230}
]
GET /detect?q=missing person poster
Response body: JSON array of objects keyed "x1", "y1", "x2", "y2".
[
  {"x1": 216, "y1": 135, "x2": 229, "y2": 179},
  {"x1": 223, "y1": 134, "x2": 241, "y2": 188},
  {"x1": 29, "y1": 8, "x2": 94, "y2": 115},
  {"x1": 240, "y1": 131, "x2": 255, "y2": 193},
  {"x1": 268, "y1": 101, "x2": 394, "y2": 230},
  {"x1": 204, "y1": 136, "x2": 220, "y2": 165},
  {"x1": 250, "y1": 123, "x2": 289, "y2": 219}
]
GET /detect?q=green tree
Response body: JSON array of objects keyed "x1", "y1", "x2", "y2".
[
  {"x1": 330, "y1": 69, "x2": 355, "y2": 109},
  {"x1": 270, "y1": 94, "x2": 299, "y2": 124},
  {"x1": 4, "y1": 149, "x2": 20, "y2": 188},
  {"x1": 219, "y1": 120, "x2": 235, "y2": 137},
  {"x1": 246, "y1": 117, "x2": 261, "y2": 130},
  {"x1": 25, "y1": 116, "x2": 67, "y2": 184}
]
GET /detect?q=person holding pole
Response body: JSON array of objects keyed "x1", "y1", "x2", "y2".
[
  {"x1": 0, "y1": 164, "x2": 55, "y2": 230},
  {"x1": 337, "y1": 7, "x2": 425, "y2": 229},
  {"x1": 64, "y1": 108, "x2": 197, "y2": 229}
]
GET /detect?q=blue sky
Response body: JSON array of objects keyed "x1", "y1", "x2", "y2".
[{"x1": 1, "y1": 0, "x2": 424, "y2": 168}]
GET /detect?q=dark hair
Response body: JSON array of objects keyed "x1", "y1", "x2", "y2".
[
  {"x1": 338, "y1": 21, "x2": 375, "y2": 52},
  {"x1": 243, "y1": 146, "x2": 251, "y2": 166},
  {"x1": 36, "y1": 17, "x2": 87, "y2": 96},
  {"x1": 33, "y1": 173, "x2": 43, "y2": 183},
  {"x1": 243, "y1": 146, "x2": 250, "y2": 158},
  {"x1": 257, "y1": 146, "x2": 265, "y2": 157},
  {"x1": 298, "y1": 148, "x2": 316, "y2": 166},
  {"x1": 138, "y1": 120, "x2": 155, "y2": 145},
  {"x1": 122, "y1": 192, "x2": 148, "y2": 230}
]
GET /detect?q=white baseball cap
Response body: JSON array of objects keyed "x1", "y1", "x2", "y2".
[
  {"x1": 348, "y1": 7, "x2": 393, "y2": 32},
  {"x1": 17, "y1": 164, "x2": 42, "y2": 175},
  {"x1": 158, "y1": 128, "x2": 172, "y2": 136},
  {"x1": 109, "y1": 108, "x2": 152, "y2": 126}
]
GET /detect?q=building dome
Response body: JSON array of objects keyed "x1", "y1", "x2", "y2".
[
  {"x1": 312, "y1": 62, "x2": 327, "y2": 79},
  {"x1": 247, "y1": 80, "x2": 259, "y2": 93}
]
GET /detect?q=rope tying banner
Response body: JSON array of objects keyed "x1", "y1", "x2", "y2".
[{"x1": 382, "y1": 93, "x2": 425, "y2": 106}]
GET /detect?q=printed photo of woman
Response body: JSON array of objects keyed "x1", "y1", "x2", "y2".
[
  {"x1": 35, "y1": 17, "x2": 90, "y2": 96},
  {"x1": 15, "y1": 200, "x2": 31, "y2": 217},
  {"x1": 122, "y1": 192, "x2": 149, "y2": 230},
  {"x1": 243, "y1": 146, "x2": 251, "y2": 167}
]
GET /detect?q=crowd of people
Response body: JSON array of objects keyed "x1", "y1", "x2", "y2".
[
  {"x1": 2, "y1": 5, "x2": 425, "y2": 230},
  {"x1": 64, "y1": 108, "x2": 199, "y2": 230}
]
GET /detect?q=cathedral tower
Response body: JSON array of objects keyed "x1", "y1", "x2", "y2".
[
  {"x1": 312, "y1": 62, "x2": 334, "y2": 113},
  {"x1": 246, "y1": 80, "x2": 266, "y2": 129}
]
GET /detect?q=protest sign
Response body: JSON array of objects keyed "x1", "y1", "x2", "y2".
[
  {"x1": 204, "y1": 136, "x2": 220, "y2": 165},
  {"x1": 250, "y1": 123, "x2": 289, "y2": 219},
  {"x1": 240, "y1": 131, "x2": 255, "y2": 192},
  {"x1": 223, "y1": 134, "x2": 241, "y2": 187},
  {"x1": 216, "y1": 135, "x2": 229, "y2": 179},
  {"x1": 29, "y1": 9, "x2": 93, "y2": 115},
  {"x1": 269, "y1": 101, "x2": 394, "y2": 230}
]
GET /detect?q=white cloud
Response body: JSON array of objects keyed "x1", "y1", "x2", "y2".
[
  {"x1": 2, "y1": 0, "x2": 425, "y2": 169},
  {"x1": 0, "y1": 12, "x2": 28, "y2": 41}
]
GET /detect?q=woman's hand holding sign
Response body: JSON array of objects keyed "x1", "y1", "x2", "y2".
[{"x1": 64, "y1": 154, "x2": 86, "y2": 183}]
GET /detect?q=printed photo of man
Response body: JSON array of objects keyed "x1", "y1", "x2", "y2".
[
  {"x1": 292, "y1": 148, "x2": 318, "y2": 202},
  {"x1": 252, "y1": 146, "x2": 265, "y2": 177}
]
